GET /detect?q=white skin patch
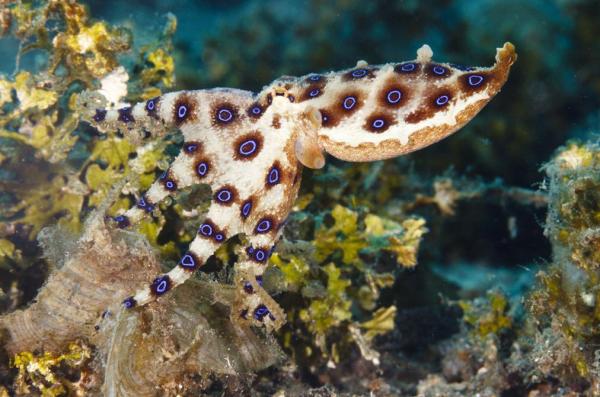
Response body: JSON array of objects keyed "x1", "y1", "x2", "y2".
[{"x1": 85, "y1": 42, "x2": 516, "y2": 331}]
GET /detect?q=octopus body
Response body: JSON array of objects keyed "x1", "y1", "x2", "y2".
[{"x1": 84, "y1": 43, "x2": 516, "y2": 331}]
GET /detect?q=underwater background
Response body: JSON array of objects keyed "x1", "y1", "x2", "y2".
[{"x1": 0, "y1": 0, "x2": 600, "y2": 396}]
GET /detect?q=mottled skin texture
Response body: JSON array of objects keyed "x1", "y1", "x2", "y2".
[{"x1": 83, "y1": 43, "x2": 516, "y2": 332}]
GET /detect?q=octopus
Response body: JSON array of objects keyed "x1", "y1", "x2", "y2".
[{"x1": 83, "y1": 42, "x2": 516, "y2": 332}]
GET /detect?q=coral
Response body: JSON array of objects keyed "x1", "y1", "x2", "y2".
[{"x1": 11, "y1": 342, "x2": 91, "y2": 397}]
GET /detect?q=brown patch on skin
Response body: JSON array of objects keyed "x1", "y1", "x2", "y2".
[
  {"x1": 364, "y1": 113, "x2": 396, "y2": 133},
  {"x1": 458, "y1": 72, "x2": 493, "y2": 93},
  {"x1": 265, "y1": 160, "x2": 285, "y2": 189},
  {"x1": 341, "y1": 67, "x2": 378, "y2": 82},
  {"x1": 233, "y1": 131, "x2": 264, "y2": 161},
  {"x1": 319, "y1": 108, "x2": 340, "y2": 128},
  {"x1": 299, "y1": 83, "x2": 325, "y2": 102},
  {"x1": 303, "y1": 74, "x2": 327, "y2": 85},
  {"x1": 405, "y1": 87, "x2": 455, "y2": 124},
  {"x1": 178, "y1": 251, "x2": 202, "y2": 272},
  {"x1": 405, "y1": 108, "x2": 432, "y2": 124},
  {"x1": 211, "y1": 102, "x2": 239, "y2": 127},
  {"x1": 271, "y1": 114, "x2": 281, "y2": 129},
  {"x1": 183, "y1": 141, "x2": 202, "y2": 155},
  {"x1": 213, "y1": 184, "x2": 239, "y2": 206},
  {"x1": 338, "y1": 90, "x2": 364, "y2": 115},
  {"x1": 159, "y1": 169, "x2": 178, "y2": 192},
  {"x1": 194, "y1": 157, "x2": 212, "y2": 179},
  {"x1": 173, "y1": 94, "x2": 198, "y2": 127},
  {"x1": 118, "y1": 107, "x2": 134, "y2": 123},
  {"x1": 378, "y1": 81, "x2": 410, "y2": 109},
  {"x1": 321, "y1": 98, "x2": 492, "y2": 161},
  {"x1": 394, "y1": 62, "x2": 421, "y2": 75},
  {"x1": 240, "y1": 195, "x2": 256, "y2": 220},
  {"x1": 425, "y1": 63, "x2": 453, "y2": 79},
  {"x1": 253, "y1": 216, "x2": 278, "y2": 235},
  {"x1": 247, "y1": 102, "x2": 265, "y2": 120},
  {"x1": 145, "y1": 96, "x2": 160, "y2": 119}
]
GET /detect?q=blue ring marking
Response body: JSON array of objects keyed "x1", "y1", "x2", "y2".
[
  {"x1": 255, "y1": 219, "x2": 272, "y2": 233},
  {"x1": 251, "y1": 105, "x2": 262, "y2": 115},
  {"x1": 372, "y1": 119, "x2": 386, "y2": 129},
  {"x1": 113, "y1": 215, "x2": 130, "y2": 228},
  {"x1": 243, "y1": 281, "x2": 254, "y2": 294},
  {"x1": 256, "y1": 275, "x2": 263, "y2": 287},
  {"x1": 118, "y1": 107, "x2": 134, "y2": 123},
  {"x1": 254, "y1": 304, "x2": 270, "y2": 321},
  {"x1": 432, "y1": 65, "x2": 447, "y2": 75},
  {"x1": 152, "y1": 276, "x2": 170, "y2": 295},
  {"x1": 146, "y1": 99, "x2": 155, "y2": 111},
  {"x1": 199, "y1": 223, "x2": 213, "y2": 237},
  {"x1": 254, "y1": 249, "x2": 266, "y2": 262},
  {"x1": 216, "y1": 189, "x2": 232, "y2": 202},
  {"x1": 468, "y1": 75, "x2": 484, "y2": 86},
  {"x1": 122, "y1": 297, "x2": 136, "y2": 309},
  {"x1": 93, "y1": 109, "x2": 107, "y2": 122},
  {"x1": 165, "y1": 180, "x2": 176, "y2": 191},
  {"x1": 177, "y1": 105, "x2": 187, "y2": 119},
  {"x1": 435, "y1": 95, "x2": 450, "y2": 106},
  {"x1": 351, "y1": 68, "x2": 368, "y2": 78},
  {"x1": 246, "y1": 246, "x2": 255, "y2": 256},
  {"x1": 309, "y1": 74, "x2": 322, "y2": 81},
  {"x1": 217, "y1": 108, "x2": 234, "y2": 123},
  {"x1": 268, "y1": 167, "x2": 280, "y2": 185},
  {"x1": 215, "y1": 233, "x2": 225, "y2": 242},
  {"x1": 196, "y1": 162, "x2": 208, "y2": 177},
  {"x1": 309, "y1": 88, "x2": 320, "y2": 97},
  {"x1": 184, "y1": 143, "x2": 198, "y2": 153},
  {"x1": 241, "y1": 201, "x2": 252, "y2": 218},
  {"x1": 136, "y1": 196, "x2": 155, "y2": 212},
  {"x1": 386, "y1": 89, "x2": 402, "y2": 104},
  {"x1": 288, "y1": 95, "x2": 295, "y2": 102},
  {"x1": 399, "y1": 63, "x2": 416, "y2": 72},
  {"x1": 239, "y1": 140, "x2": 257, "y2": 156},
  {"x1": 179, "y1": 253, "x2": 196, "y2": 269},
  {"x1": 342, "y1": 96, "x2": 356, "y2": 110}
]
